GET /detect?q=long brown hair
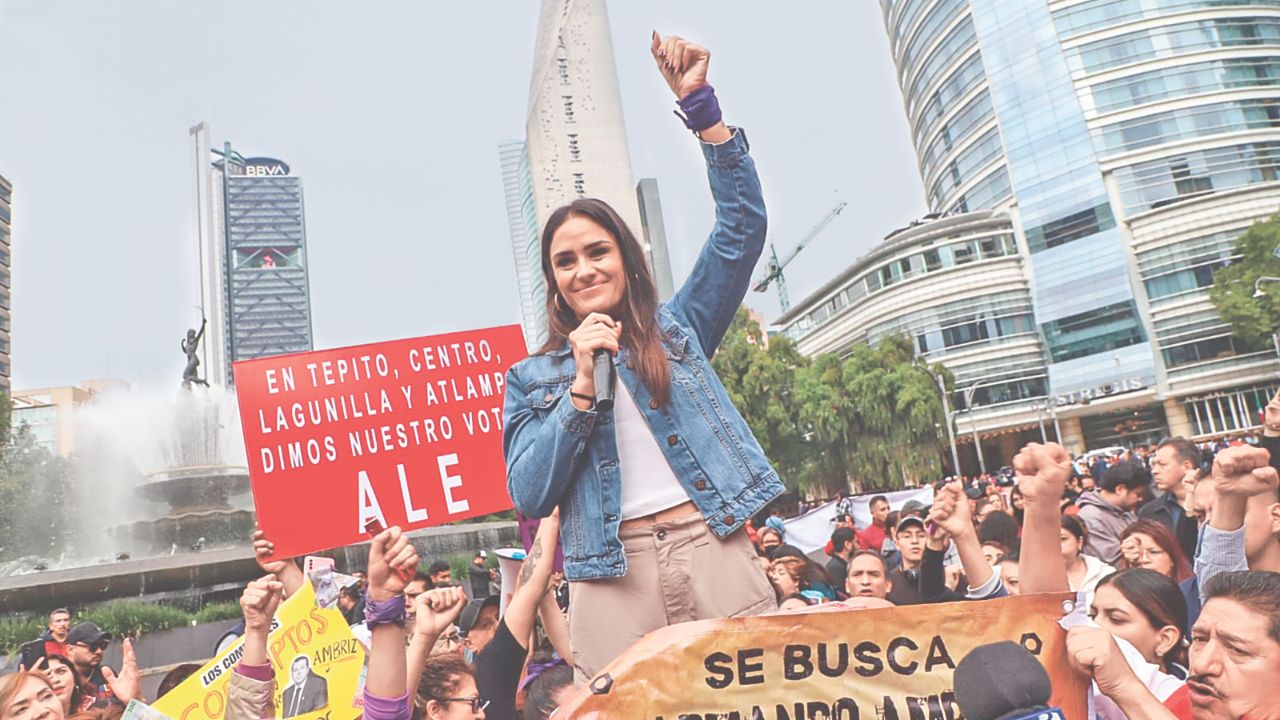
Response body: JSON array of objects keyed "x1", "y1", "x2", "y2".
[
  {"x1": 538, "y1": 198, "x2": 671, "y2": 405},
  {"x1": 1120, "y1": 519, "x2": 1192, "y2": 582}
]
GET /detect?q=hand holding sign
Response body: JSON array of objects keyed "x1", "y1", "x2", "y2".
[{"x1": 368, "y1": 526, "x2": 418, "y2": 602}]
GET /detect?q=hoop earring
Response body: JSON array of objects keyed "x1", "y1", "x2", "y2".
[{"x1": 554, "y1": 292, "x2": 570, "y2": 314}]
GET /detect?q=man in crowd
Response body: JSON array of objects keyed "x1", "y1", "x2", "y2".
[
  {"x1": 403, "y1": 571, "x2": 431, "y2": 626},
  {"x1": 858, "y1": 495, "x2": 890, "y2": 553},
  {"x1": 65, "y1": 622, "x2": 113, "y2": 703},
  {"x1": 845, "y1": 550, "x2": 893, "y2": 601},
  {"x1": 1142, "y1": 436, "x2": 1201, "y2": 559},
  {"x1": 336, "y1": 585, "x2": 363, "y2": 626},
  {"x1": 427, "y1": 560, "x2": 453, "y2": 588},
  {"x1": 18, "y1": 608, "x2": 71, "y2": 669},
  {"x1": 1070, "y1": 571, "x2": 1280, "y2": 720},
  {"x1": 1196, "y1": 444, "x2": 1280, "y2": 594},
  {"x1": 1077, "y1": 460, "x2": 1151, "y2": 565},
  {"x1": 886, "y1": 515, "x2": 928, "y2": 605},
  {"x1": 826, "y1": 527, "x2": 856, "y2": 599},
  {"x1": 468, "y1": 550, "x2": 491, "y2": 599}
]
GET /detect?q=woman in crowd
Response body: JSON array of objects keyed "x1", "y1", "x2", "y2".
[
  {"x1": 1009, "y1": 484, "x2": 1025, "y2": 526},
  {"x1": 1090, "y1": 568, "x2": 1190, "y2": 679},
  {"x1": 1, "y1": 670, "x2": 66, "y2": 720},
  {"x1": 503, "y1": 33, "x2": 781, "y2": 681},
  {"x1": 755, "y1": 526, "x2": 782, "y2": 556},
  {"x1": 1118, "y1": 519, "x2": 1192, "y2": 582},
  {"x1": 768, "y1": 557, "x2": 809, "y2": 603},
  {"x1": 414, "y1": 654, "x2": 487, "y2": 720},
  {"x1": 519, "y1": 653, "x2": 573, "y2": 720},
  {"x1": 1060, "y1": 514, "x2": 1115, "y2": 596},
  {"x1": 40, "y1": 655, "x2": 87, "y2": 716}
]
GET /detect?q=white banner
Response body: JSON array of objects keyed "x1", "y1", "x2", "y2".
[{"x1": 782, "y1": 486, "x2": 935, "y2": 555}]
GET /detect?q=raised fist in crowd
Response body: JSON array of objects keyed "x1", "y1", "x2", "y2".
[
  {"x1": 240, "y1": 574, "x2": 284, "y2": 633},
  {"x1": 368, "y1": 525, "x2": 419, "y2": 602},
  {"x1": 651, "y1": 32, "x2": 710, "y2": 100},
  {"x1": 414, "y1": 586, "x2": 468, "y2": 640},
  {"x1": 1211, "y1": 445, "x2": 1278, "y2": 498},
  {"x1": 927, "y1": 481, "x2": 974, "y2": 540},
  {"x1": 1012, "y1": 442, "x2": 1072, "y2": 504}
]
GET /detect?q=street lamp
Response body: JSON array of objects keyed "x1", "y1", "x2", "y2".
[
  {"x1": 962, "y1": 381, "x2": 994, "y2": 476},
  {"x1": 914, "y1": 360, "x2": 961, "y2": 477}
]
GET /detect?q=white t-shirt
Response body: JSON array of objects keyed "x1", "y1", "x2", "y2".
[{"x1": 614, "y1": 381, "x2": 690, "y2": 520}]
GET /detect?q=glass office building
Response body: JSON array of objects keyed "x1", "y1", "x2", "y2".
[
  {"x1": 212, "y1": 150, "x2": 314, "y2": 382},
  {"x1": 780, "y1": 0, "x2": 1280, "y2": 468}
]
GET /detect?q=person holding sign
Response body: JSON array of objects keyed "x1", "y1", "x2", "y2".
[{"x1": 503, "y1": 32, "x2": 782, "y2": 682}]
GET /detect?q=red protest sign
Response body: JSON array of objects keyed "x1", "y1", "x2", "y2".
[{"x1": 232, "y1": 325, "x2": 526, "y2": 559}]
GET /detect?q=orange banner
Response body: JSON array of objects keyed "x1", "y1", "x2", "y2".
[{"x1": 556, "y1": 593, "x2": 1087, "y2": 719}]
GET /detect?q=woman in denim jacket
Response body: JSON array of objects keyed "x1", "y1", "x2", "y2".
[{"x1": 503, "y1": 33, "x2": 783, "y2": 683}]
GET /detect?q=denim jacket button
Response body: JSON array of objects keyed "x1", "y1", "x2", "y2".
[
  {"x1": 648, "y1": 398, "x2": 660, "y2": 410},
  {"x1": 656, "y1": 530, "x2": 668, "y2": 541},
  {"x1": 667, "y1": 435, "x2": 679, "y2": 446},
  {"x1": 724, "y1": 514, "x2": 736, "y2": 525},
  {"x1": 695, "y1": 480, "x2": 707, "y2": 491},
  {"x1": 626, "y1": 359, "x2": 635, "y2": 370}
]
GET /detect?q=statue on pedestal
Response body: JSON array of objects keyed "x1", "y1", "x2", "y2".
[{"x1": 182, "y1": 318, "x2": 210, "y2": 389}]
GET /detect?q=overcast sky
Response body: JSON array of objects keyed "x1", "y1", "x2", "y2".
[{"x1": 0, "y1": 1, "x2": 926, "y2": 391}]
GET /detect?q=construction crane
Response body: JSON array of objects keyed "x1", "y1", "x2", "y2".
[{"x1": 752, "y1": 201, "x2": 848, "y2": 314}]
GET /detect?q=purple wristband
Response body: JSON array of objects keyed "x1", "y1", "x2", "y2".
[
  {"x1": 675, "y1": 84, "x2": 722, "y2": 132},
  {"x1": 364, "y1": 593, "x2": 406, "y2": 626}
]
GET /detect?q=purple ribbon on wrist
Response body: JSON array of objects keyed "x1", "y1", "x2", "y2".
[
  {"x1": 674, "y1": 84, "x2": 722, "y2": 132},
  {"x1": 518, "y1": 658, "x2": 568, "y2": 692},
  {"x1": 364, "y1": 592, "x2": 406, "y2": 626}
]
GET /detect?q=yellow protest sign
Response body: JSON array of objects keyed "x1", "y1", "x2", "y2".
[
  {"x1": 555, "y1": 593, "x2": 1088, "y2": 719},
  {"x1": 153, "y1": 582, "x2": 365, "y2": 720}
]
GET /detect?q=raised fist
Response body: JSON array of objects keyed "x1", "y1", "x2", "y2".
[
  {"x1": 1012, "y1": 442, "x2": 1072, "y2": 504},
  {"x1": 414, "y1": 586, "x2": 468, "y2": 639},
  {"x1": 926, "y1": 482, "x2": 974, "y2": 539},
  {"x1": 651, "y1": 32, "x2": 710, "y2": 100},
  {"x1": 1212, "y1": 445, "x2": 1278, "y2": 498},
  {"x1": 1066, "y1": 626, "x2": 1137, "y2": 700},
  {"x1": 240, "y1": 574, "x2": 284, "y2": 633},
  {"x1": 368, "y1": 526, "x2": 420, "y2": 602}
]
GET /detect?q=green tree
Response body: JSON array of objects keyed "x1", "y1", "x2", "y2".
[
  {"x1": 711, "y1": 309, "x2": 814, "y2": 491},
  {"x1": 0, "y1": 424, "x2": 77, "y2": 561},
  {"x1": 797, "y1": 336, "x2": 950, "y2": 491},
  {"x1": 1210, "y1": 214, "x2": 1280, "y2": 350}
]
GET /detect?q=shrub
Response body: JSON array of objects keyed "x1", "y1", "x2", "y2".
[
  {"x1": 79, "y1": 601, "x2": 192, "y2": 638},
  {"x1": 193, "y1": 602, "x2": 242, "y2": 625},
  {"x1": 0, "y1": 617, "x2": 46, "y2": 655}
]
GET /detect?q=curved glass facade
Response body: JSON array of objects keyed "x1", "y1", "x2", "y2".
[{"x1": 778, "y1": 1, "x2": 1280, "y2": 459}]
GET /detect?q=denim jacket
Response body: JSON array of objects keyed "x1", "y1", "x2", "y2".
[{"x1": 503, "y1": 128, "x2": 784, "y2": 581}]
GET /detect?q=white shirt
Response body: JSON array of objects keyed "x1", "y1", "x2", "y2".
[{"x1": 614, "y1": 381, "x2": 690, "y2": 520}]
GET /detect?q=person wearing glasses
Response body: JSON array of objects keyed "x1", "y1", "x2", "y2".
[
  {"x1": 416, "y1": 654, "x2": 488, "y2": 719},
  {"x1": 63, "y1": 622, "x2": 113, "y2": 704}
]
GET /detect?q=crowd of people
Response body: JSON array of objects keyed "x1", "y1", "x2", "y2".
[{"x1": 4, "y1": 30, "x2": 1280, "y2": 720}]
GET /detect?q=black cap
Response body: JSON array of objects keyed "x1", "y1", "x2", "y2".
[
  {"x1": 66, "y1": 622, "x2": 111, "y2": 646},
  {"x1": 954, "y1": 641, "x2": 1051, "y2": 719},
  {"x1": 456, "y1": 596, "x2": 499, "y2": 635}
]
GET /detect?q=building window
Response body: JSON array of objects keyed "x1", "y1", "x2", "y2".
[
  {"x1": 1040, "y1": 300, "x2": 1146, "y2": 363},
  {"x1": 1024, "y1": 203, "x2": 1115, "y2": 253}
]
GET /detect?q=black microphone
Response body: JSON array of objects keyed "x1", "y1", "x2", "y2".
[
  {"x1": 954, "y1": 642, "x2": 1057, "y2": 720},
  {"x1": 592, "y1": 348, "x2": 615, "y2": 412}
]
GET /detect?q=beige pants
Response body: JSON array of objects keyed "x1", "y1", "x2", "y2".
[{"x1": 568, "y1": 512, "x2": 777, "y2": 684}]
